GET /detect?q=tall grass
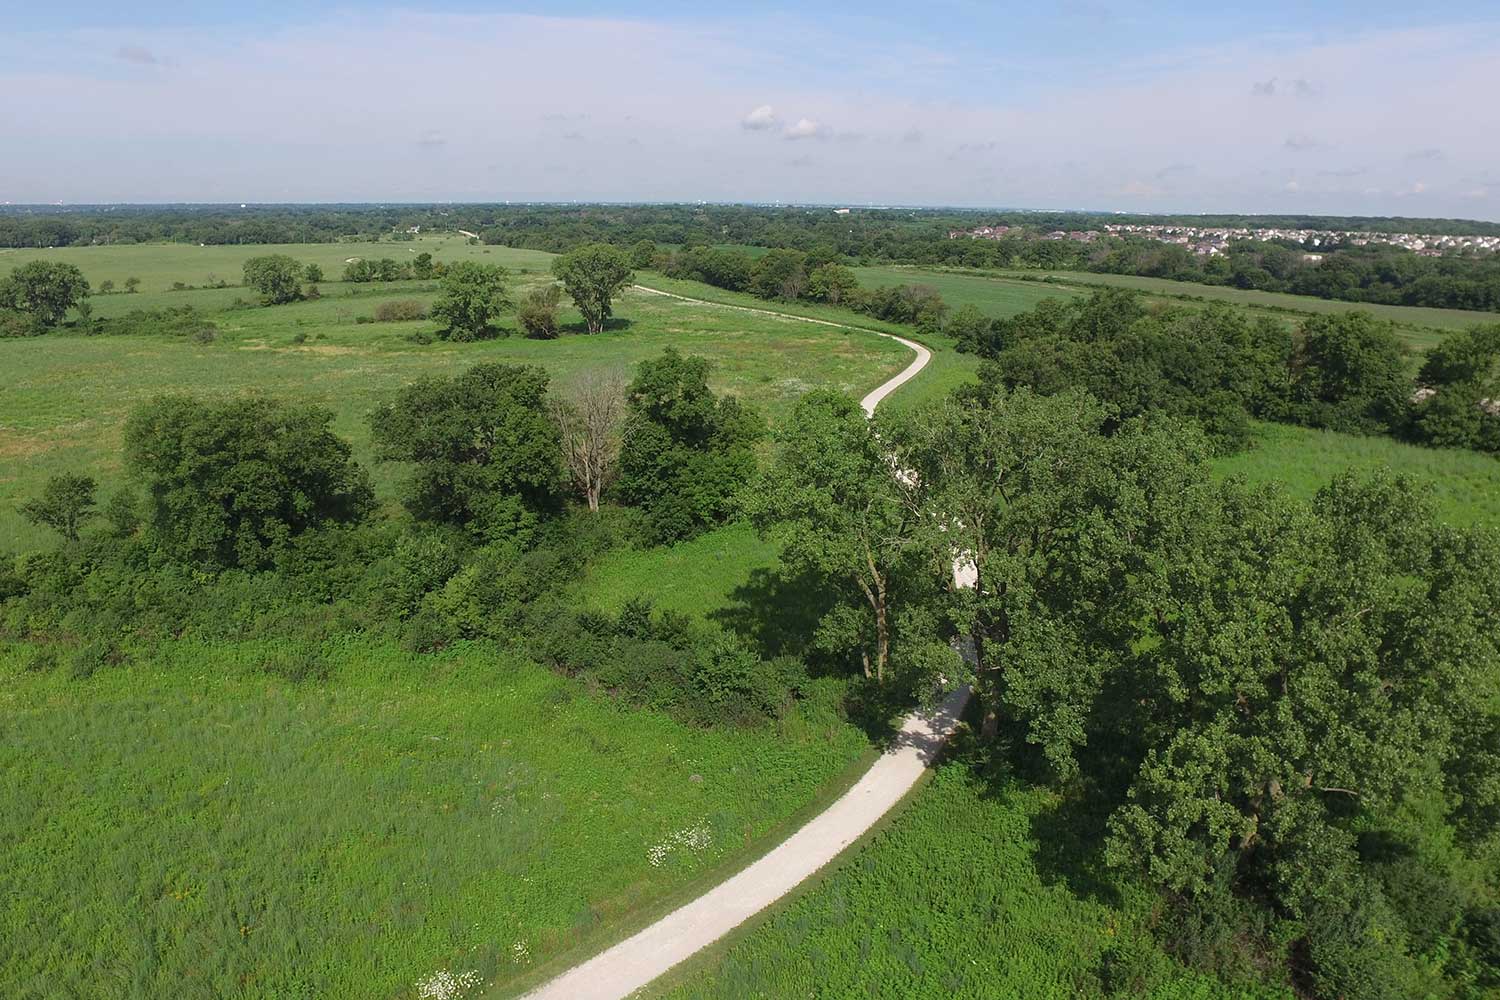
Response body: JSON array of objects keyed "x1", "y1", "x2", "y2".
[{"x1": 0, "y1": 637, "x2": 867, "y2": 999}]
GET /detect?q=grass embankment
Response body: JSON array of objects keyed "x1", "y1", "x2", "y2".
[{"x1": 0, "y1": 639, "x2": 869, "y2": 999}]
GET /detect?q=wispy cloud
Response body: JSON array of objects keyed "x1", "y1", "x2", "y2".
[{"x1": 115, "y1": 44, "x2": 158, "y2": 65}]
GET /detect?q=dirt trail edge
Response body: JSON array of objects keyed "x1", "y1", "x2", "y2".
[{"x1": 517, "y1": 285, "x2": 970, "y2": 1000}]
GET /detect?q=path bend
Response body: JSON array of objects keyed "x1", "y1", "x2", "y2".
[{"x1": 518, "y1": 285, "x2": 968, "y2": 1000}]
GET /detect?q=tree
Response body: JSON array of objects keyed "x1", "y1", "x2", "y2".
[
  {"x1": 303, "y1": 263, "x2": 324, "y2": 283},
  {"x1": 551, "y1": 369, "x2": 628, "y2": 511},
  {"x1": 617, "y1": 349, "x2": 762, "y2": 541},
  {"x1": 805, "y1": 263, "x2": 859, "y2": 304},
  {"x1": 124, "y1": 276, "x2": 140, "y2": 294},
  {"x1": 552, "y1": 244, "x2": 634, "y2": 334},
  {"x1": 99, "y1": 279, "x2": 115, "y2": 294},
  {"x1": 944, "y1": 303, "x2": 991, "y2": 351},
  {"x1": 240, "y1": 255, "x2": 304, "y2": 305},
  {"x1": 123, "y1": 394, "x2": 374, "y2": 568},
  {"x1": 893, "y1": 382, "x2": 1203, "y2": 740},
  {"x1": 430, "y1": 261, "x2": 510, "y2": 341},
  {"x1": 1088, "y1": 473, "x2": 1500, "y2": 997},
  {"x1": 1287, "y1": 312, "x2": 1408, "y2": 434},
  {"x1": 516, "y1": 284, "x2": 562, "y2": 339},
  {"x1": 370, "y1": 363, "x2": 561, "y2": 539},
  {"x1": 629, "y1": 240, "x2": 657, "y2": 269},
  {"x1": 0, "y1": 260, "x2": 89, "y2": 329},
  {"x1": 411, "y1": 252, "x2": 435, "y2": 279},
  {"x1": 751, "y1": 249, "x2": 809, "y2": 301},
  {"x1": 746, "y1": 390, "x2": 923, "y2": 681},
  {"x1": 20, "y1": 474, "x2": 97, "y2": 542}
]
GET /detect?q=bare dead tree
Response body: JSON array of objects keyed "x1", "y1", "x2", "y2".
[{"x1": 550, "y1": 369, "x2": 628, "y2": 511}]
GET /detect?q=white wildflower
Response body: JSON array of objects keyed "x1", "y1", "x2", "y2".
[
  {"x1": 415, "y1": 968, "x2": 480, "y2": 1000},
  {"x1": 647, "y1": 822, "x2": 713, "y2": 867}
]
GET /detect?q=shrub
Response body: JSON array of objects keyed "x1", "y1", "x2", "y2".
[
  {"x1": 373, "y1": 299, "x2": 428, "y2": 322},
  {"x1": 94, "y1": 306, "x2": 218, "y2": 340},
  {"x1": 517, "y1": 284, "x2": 562, "y2": 339}
]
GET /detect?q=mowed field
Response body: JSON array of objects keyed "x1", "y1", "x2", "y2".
[
  {"x1": 0, "y1": 638, "x2": 870, "y2": 999},
  {"x1": 1, "y1": 250, "x2": 911, "y2": 551},
  {"x1": 0, "y1": 234, "x2": 554, "y2": 292}
]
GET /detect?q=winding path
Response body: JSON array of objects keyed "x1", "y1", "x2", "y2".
[{"x1": 518, "y1": 286, "x2": 970, "y2": 1000}]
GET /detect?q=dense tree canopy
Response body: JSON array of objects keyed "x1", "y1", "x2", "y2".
[
  {"x1": 370, "y1": 363, "x2": 561, "y2": 540},
  {"x1": 123, "y1": 395, "x2": 374, "y2": 568},
  {"x1": 746, "y1": 389, "x2": 933, "y2": 682},
  {"x1": 617, "y1": 349, "x2": 762, "y2": 541}
]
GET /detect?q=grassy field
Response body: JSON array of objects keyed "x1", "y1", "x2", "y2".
[
  {"x1": 1, "y1": 270, "x2": 910, "y2": 552},
  {"x1": 650, "y1": 758, "x2": 1294, "y2": 1000},
  {"x1": 0, "y1": 639, "x2": 868, "y2": 999},
  {"x1": 0, "y1": 233, "x2": 554, "y2": 292},
  {"x1": 1211, "y1": 421, "x2": 1500, "y2": 529},
  {"x1": 853, "y1": 264, "x2": 1499, "y2": 354}
]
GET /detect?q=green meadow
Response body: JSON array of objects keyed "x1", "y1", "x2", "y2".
[
  {"x1": 0, "y1": 638, "x2": 869, "y2": 999},
  {"x1": 0, "y1": 234, "x2": 551, "y2": 293}
]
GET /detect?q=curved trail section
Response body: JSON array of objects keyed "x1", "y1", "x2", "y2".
[
  {"x1": 630, "y1": 285, "x2": 931, "y2": 417},
  {"x1": 520, "y1": 286, "x2": 969, "y2": 1000}
]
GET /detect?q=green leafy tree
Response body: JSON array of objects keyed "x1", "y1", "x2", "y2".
[
  {"x1": 750, "y1": 249, "x2": 809, "y2": 301},
  {"x1": 1288, "y1": 312, "x2": 1408, "y2": 434},
  {"x1": 552, "y1": 244, "x2": 634, "y2": 334},
  {"x1": 617, "y1": 349, "x2": 762, "y2": 541},
  {"x1": 746, "y1": 390, "x2": 924, "y2": 681},
  {"x1": 805, "y1": 263, "x2": 859, "y2": 304},
  {"x1": 98, "y1": 279, "x2": 115, "y2": 294},
  {"x1": 411, "y1": 252, "x2": 435, "y2": 279},
  {"x1": 20, "y1": 473, "x2": 97, "y2": 542},
  {"x1": 0, "y1": 260, "x2": 90, "y2": 329},
  {"x1": 241, "y1": 255, "x2": 305, "y2": 305},
  {"x1": 124, "y1": 276, "x2": 140, "y2": 294},
  {"x1": 1409, "y1": 324, "x2": 1500, "y2": 452},
  {"x1": 628, "y1": 240, "x2": 657, "y2": 269},
  {"x1": 370, "y1": 363, "x2": 561, "y2": 539},
  {"x1": 430, "y1": 261, "x2": 510, "y2": 341},
  {"x1": 894, "y1": 381, "x2": 1204, "y2": 740},
  {"x1": 302, "y1": 263, "x2": 324, "y2": 283},
  {"x1": 124, "y1": 395, "x2": 374, "y2": 568}
]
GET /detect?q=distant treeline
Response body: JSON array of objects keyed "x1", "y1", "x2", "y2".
[{"x1": 8, "y1": 203, "x2": 1500, "y2": 312}]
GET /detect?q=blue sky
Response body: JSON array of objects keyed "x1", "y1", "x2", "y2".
[{"x1": 3, "y1": 3, "x2": 1499, "y2": 217}]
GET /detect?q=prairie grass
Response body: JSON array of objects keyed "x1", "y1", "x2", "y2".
[{"x1": 0, "y1": 637, "x2": 868, "y2": 999}]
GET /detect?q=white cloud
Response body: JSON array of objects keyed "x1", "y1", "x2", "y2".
[
  {"x1": 782, "y1": 117, "x2": 828, "y2": 141},
  {"x1": 741, "y1": 105, "x2": 776, "y2": 130}
]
